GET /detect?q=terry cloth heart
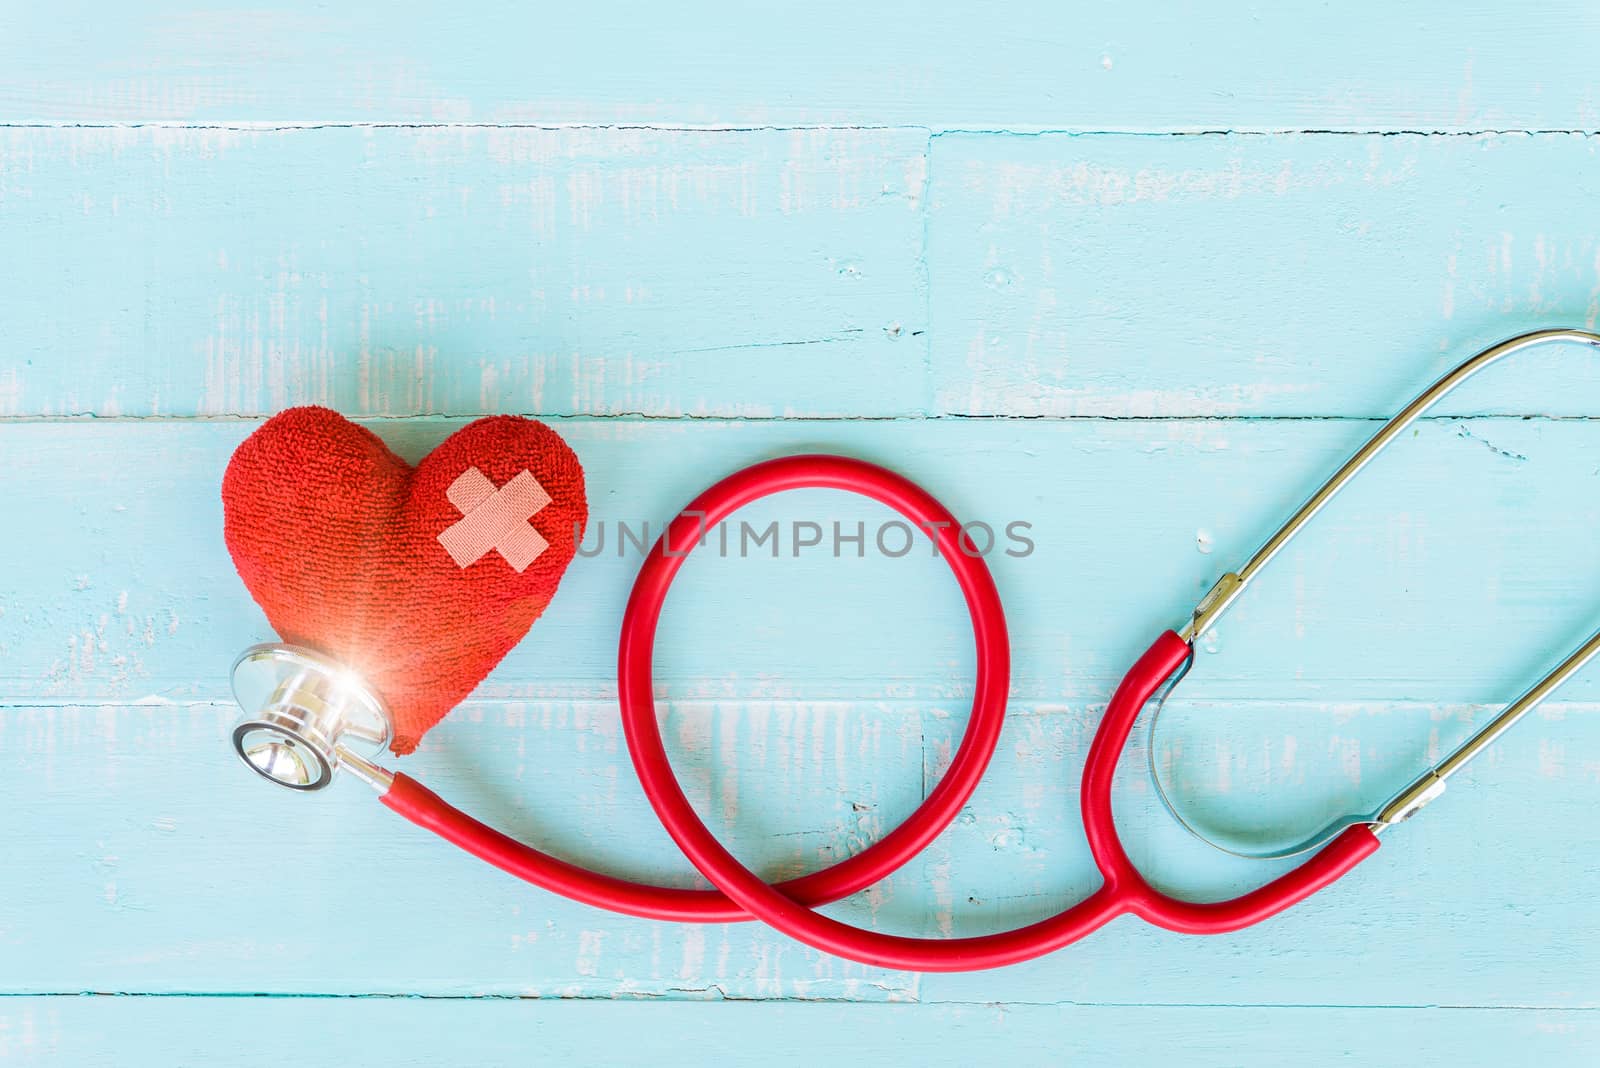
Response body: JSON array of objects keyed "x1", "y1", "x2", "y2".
[{"x1": 222, "y1": 406, "x2": 587, "y2": 753}]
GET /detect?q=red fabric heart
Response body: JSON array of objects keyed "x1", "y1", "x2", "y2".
[{"x1": 222, "y1": 407, "x2": 587, "y2": 754}]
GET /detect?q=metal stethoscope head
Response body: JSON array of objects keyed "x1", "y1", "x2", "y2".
[
  {"x1": 1149, "y1": 327, "x2": 1600, "y2": 858},
  {"x1": 231, "y1": 643, "x2": 395, "y2": 793}
]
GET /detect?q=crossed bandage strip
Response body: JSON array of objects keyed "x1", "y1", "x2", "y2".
[{"x1": 437, "y1": 466, "x2": 552, "y2": 572}]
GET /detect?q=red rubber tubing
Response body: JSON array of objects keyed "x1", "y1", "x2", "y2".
[
  {"x1": 385, "y1": 453, "x2": 1383, "y2": 968},
  {"x1": 617, "y1": 512, "x2": 1381, "y2": 968},
  {"x1": 381, "y1": 454, "x2": 1012, "y2": 923},
  {"x1": 1080, "y1": 631, "x2": 1381, "y2": 936}
]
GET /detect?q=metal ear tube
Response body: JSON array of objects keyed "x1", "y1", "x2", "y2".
[{"x1": 1153, "y1": 327, "x2": 1600, "y2": 857}]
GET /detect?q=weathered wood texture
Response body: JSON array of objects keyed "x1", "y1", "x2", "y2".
[
  {"x1": 6, "y1": 420, "x2": 1599, "y2": 705},
  {"x1": 4, "y1": 6, "x2": 1600, "y2": 1064},
  {"x1": 2, "y1": 3, "x2": 1598, "y2": 130},
  {"x1": 6, "y1": 129, "x2": 1600, "y2": 418},
  {"x1": 3, "y1": 999, "x2": 1596, "y2": 1068},
  {"x1": 2, "y1": 419, "x2": 1599, "y2": 1009},
  {"x1": 0, "y1": 126, "x2": 930, "y2": 418},
  {"x1": 3, "y1": 694, "x2": 1597, "y2": 1006}
]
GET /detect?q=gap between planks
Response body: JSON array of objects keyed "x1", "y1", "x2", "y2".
[
  {"x1": 2, "y1": 992, "x2": 1599, "y2": 1010},
  {"x1": 1, "y1": 121, "x2": 1599, "y2": 137},
  {"x1": 3, "y1": 413, "x2": 1600, "y2": 425}
]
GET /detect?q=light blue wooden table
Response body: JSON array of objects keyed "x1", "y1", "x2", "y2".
[{"x1": 3, "y1": 5, "x2": 1600, "y2": 1064}]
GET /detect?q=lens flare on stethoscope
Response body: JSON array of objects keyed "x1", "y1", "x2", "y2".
[{"x1": 230, "y1": 643, "x2": 393, "y2": 792}]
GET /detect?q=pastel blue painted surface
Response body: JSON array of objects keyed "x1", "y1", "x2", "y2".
[
  {"x1": 2, "y1": 3, "x2": 1599, "y2": 130},
  {"x1": 3, "y1": 6, "x2": 1600, "y2": 1065},
  {"x1": 3, "y1": 691, "x2": 1597, "y2": 1005},
  {"x1": 9, "y1": 128, "x2": 1600, "y2": 418},
  {"x1": 0, "y1": 127, "x2": 929, "y2": 418},
  {"x1": 930, "y1": 132, "x2": 1600, "y2": 417},
  {"x1": 6, "y1": 420, "x2": 1600, "y2": 705},
  {"x1": 4, "y1": 1000, "x2": 1596, "y2": 1068}
]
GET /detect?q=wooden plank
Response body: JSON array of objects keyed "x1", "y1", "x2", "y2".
[
  {"x1": 6, "y1": 0, "x2": 1599, "y2": 1050},
  {"x1": 3, "y1": 418, "x2": 1600, "y2": 705},
  {"x1": 7, "y1": 129, "x2": 1600, "y2": 419},
  {"x1": 2, "y1": 4, "x2": 1598, "y2": 130},
  {"x1": 2, "y1": 998, "x2": 1596, "y2": 1066},
  {"x1": 0, "y1": 126, "x2": 929, "y2": 418},
  {"x1": 0, "y1": 698, "x2": 925, "y2": 1000},
  {"x1": 916, "y1": 697, "x2": 1600, "y2": 1006},
  {"x1": 929, "y1": 131, "x2": 1600, "y2": 417},
  {"x1": 1, "y1": 419, "x2": 1599, "y2": 1001},
  {"x1": 0, "y1": 695, "x2": 1596, "y2": 1004}
]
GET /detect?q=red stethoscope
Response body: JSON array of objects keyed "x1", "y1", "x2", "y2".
[{"x1": 230, "y1": 329, "x2": 1600, "y2": 971}]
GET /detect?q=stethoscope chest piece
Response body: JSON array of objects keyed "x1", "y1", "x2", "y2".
[{"x1": 231, "y1": 644, "x2": 393, "y2": 791}]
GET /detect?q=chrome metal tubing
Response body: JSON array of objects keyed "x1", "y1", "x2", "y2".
[
  {"x1": 1163, "y1": 327, "x2": 1600, "y2": 849},
  {"x1": 1180, "y1": 328, "x2": 1600, "y2": 643}
]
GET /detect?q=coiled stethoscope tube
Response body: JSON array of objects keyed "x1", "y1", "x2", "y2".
[
  {"x1": 237, "y1": 454, "x2": 1013, "y2": 923},
  {"x1": 228, "y1": 329, "x2": 1600, "y2": 972}
]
